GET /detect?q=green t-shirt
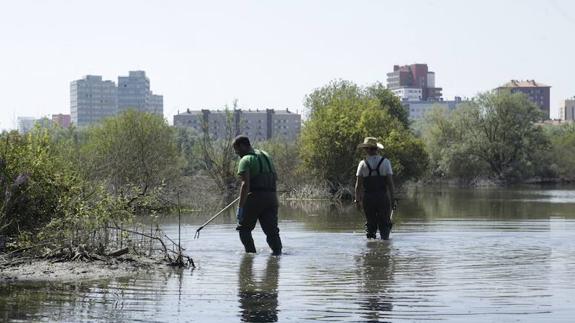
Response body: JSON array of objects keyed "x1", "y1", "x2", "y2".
[{"x1": 237, "y1": 149, "x2": 275, "y2": 177}]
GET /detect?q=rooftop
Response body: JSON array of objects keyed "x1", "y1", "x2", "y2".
[
  {"x1": 500, "y1": 80, "x2": 550, "y2": 88},
  {"x1": 177, "y1": 108, "x2": 298, "y2": 115}
]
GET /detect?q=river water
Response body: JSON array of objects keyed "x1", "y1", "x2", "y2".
[{"x1": 2, "y1": 185, "x2": 575, "y2": 322}]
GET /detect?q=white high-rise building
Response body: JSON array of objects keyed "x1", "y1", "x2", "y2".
[
  {"x1": 70, "y1": 75, "x2": 117, "y2": 127},
  {"x1": 70, "y1": 71, "x2": 164, "y2": 126},
  {"x1": 17, "y1": 117, "x2": 36, "y2": 133},
  {"x1": 391, "y1": 88, "x2": 423, "y2": 101},
  {"x1": 148, "y1": 94, "x2": 164, "y2": 115},
  {"x1": 118, "y1": 71, "x2": 163, "y2": 115},
  {"x1": 560, "y1": 99, "x2": 575, "y2": 121}
]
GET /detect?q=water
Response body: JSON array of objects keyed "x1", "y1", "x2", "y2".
[{"x1": 2, "y1": 185, "x2": 575, "y2": 322}]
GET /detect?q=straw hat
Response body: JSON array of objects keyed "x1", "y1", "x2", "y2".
[{"x1": 357, "y1": 137, "x2": 384, "y2": 149}]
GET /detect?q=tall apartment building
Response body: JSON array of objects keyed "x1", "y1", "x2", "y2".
[
  {"x1": 70, "y1": 75, "x2": 118, "y2": 127},
  {"x1": 560, "y1": 99, "x2": 575, "y2": 121},
  {"x1": 173, "y1": 108, "x2": 301, "y2": 142},
  {"x1": 52, "y1": 114, "x2": 71, "y2": 128},
  {"x1": 269, "y1": 109, "x2": 301, "y2": 141},
  {"x1": 16, "y1": 116, "x2": 54, "y2": 133},
  {"x1": 17, "y1": 117, "x2": 36, "y2": 133},
  {"x1": 387, "y1": 64, "x2": 443, "y2": 101},
  {"x1": 497, "y1": 80, "x2": 551, "y2": 119},
  {"x1": 405, "y1": 97, "x2": 464, "y2": 121},
  {"x1": 118, "y1": 71, "x2": 163, "y2": 115},
  {"x1": 70, "y1": 71, "x2": 163, "y2": 127}
]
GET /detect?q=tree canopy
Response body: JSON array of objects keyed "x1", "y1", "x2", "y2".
[
  {"x1": 84, "y1": 110, "x2": 180, "y2": 196},
  {"x1": 300, "y1": 80, "x2": 428, "y2": 187},
  {"x1": 421, "y1": 90, "x2": 549, "y2": 181}
]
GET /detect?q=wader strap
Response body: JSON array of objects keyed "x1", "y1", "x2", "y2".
[
  {"x1": 375, "y1": 157, "x2": 385, "y2": 176},
  {"x1": 256, "y1": 152, "x2": 263, "y2": 173},
  {"x1": 247, "y1": 151, "x2": 264, "y2": 173},
  {"x1": 365, "y1": 157, "x2": 385, "y2": 176},
  {"x1": 260, "y1": 152, "x2": 274, "y2": 174},
  {"x1": 365, "y1": 159, "x2": 373, "y2": 175}
]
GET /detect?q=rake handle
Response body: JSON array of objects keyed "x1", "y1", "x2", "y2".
[{"x1": 194, "y1": 197, "x2": 240, "y2": 238}]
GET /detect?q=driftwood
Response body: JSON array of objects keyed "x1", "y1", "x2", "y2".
[
  {"x1": 0, "y1": 224, "x2": 195, "y2": 269},
  {"x1": 107, "y1": 247, "x2": 129, "y2": 257},
  {"x1": 106, "y1": 225, "x2": 194, "y2": 268},
  {"x1": 107, "y1": 226, "x2": 171, "y2": 260}
]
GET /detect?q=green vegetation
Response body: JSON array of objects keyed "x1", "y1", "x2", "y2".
[
  {"x1": 419, "y1": 90, "x2": 558, "y2": 182},
  {"x1": 299, "y1": 80, "x2": 428, "y2": 188},
  {"x1": 0, "y1": 112, "x2": 183, "y2": 255},
  {"x1": 0, "y1": 128, "x2": 127, "y2": 249},
  {"x1": 543, "y1": 122, "x2": 575, "y2": 180},
  {"x1": 4, "y1": 81, "x2": 575, "y2": 253},
  {"x1": 84, "y1": 110, "x2": 181, "y2": 211}
]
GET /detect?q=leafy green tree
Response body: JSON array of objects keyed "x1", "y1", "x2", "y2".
[
  {"x1": 300, "y1": 80, "x2": 428, "y2": 188},
  {"x1": 174, "y1": 126, "x2": 202, "y2": 176},
  {"x1": 544, "y1": 122, "x2": 575, "y2": 179},
  {"x1": 366, "y1": 82, "x2": 410, "y2": 128},
  {"x1": 259, "y1": 139, "x2": 301, "y2": 191},
  {"x1": 421, "y1": 90, "x2": 549, "y2": 181},
  {"x1": 84, "y1": 110, "x2": 180, "y2": 202}
]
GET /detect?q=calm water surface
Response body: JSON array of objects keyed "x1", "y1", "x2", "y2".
[{"x1": 2, "y1": 186, "x2": 575, "y2": 322}]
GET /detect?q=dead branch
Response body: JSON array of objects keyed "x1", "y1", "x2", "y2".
[{"x1": 106, "y1": 225, "x2": 173, "y2": 263}]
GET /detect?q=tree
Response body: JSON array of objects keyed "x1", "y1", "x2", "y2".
[
  {"x1": 198, "y1": 106, "x2": 238, "y2": 202},
  {"x1": 174, "y1": 126, "x2": 202, "y2": 176},
  {"x1": 259, "y1": 139, "x2": 301, "y2": 191},
  {"x1": 366, "y1": 82, "x2": 410, "y2": 128},
  {"x1": 300, "y1": 80, "x2": 428, "y2": 188},
  {"x1": 85, "y1": 110, "x2": 180, "y2": 202},
  {"x1": 544, "y1": 122, "x2": 575, "y2": 179},
  {"x1": 421, "y1": 90, "x2": 549, "y2": 181}
]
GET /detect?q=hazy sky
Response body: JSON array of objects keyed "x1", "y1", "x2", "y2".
[{"x1": 1, "y1": 0, "x2": 575, "y2": 130}]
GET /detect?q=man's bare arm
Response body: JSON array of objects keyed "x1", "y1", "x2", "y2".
[
  {"x1": 238, "y1": 171, "x2": 250, "y2": 208},
  {"x1": 386, "y1": 175, "x2": 395, "y2": 207},
  {"x1": 355, "y1": 176, "x2": 363, "y2": 203}
]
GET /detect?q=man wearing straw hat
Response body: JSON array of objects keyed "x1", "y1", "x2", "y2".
[{"x1": 354, "y1": 137, "x2": 395, "y2": 240}]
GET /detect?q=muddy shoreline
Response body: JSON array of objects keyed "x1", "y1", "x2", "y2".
[{"x1": 0, "y1": 255, "x2": 168, "y2": 282}]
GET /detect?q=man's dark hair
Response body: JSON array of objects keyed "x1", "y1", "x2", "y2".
[{"x1": 233, "y1": 135, "x2": 251, "y2": 147}]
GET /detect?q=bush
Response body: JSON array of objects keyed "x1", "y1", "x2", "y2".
[{"x1": 0, "y1": 128, "x2": 128, "y2": 246}]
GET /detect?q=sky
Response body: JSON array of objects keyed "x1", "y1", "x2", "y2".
[{"x1": 1, "y1": 0, "x2": 575, "y2": 130}]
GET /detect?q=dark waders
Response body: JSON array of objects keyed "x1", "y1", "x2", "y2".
[
  {"x1": 362, "y1": 157, "x2": 392, "y2": 240},
  {"x1": 237, "y1": 192, "x2": 282, "y2": 254},
  {"x1": 237, "y1": 150, "x2": 283, "y2": 255}
]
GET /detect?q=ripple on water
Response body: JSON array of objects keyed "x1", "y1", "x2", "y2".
[{"x1": 3, "y1": 195, "x2": 575, "y2": 322}]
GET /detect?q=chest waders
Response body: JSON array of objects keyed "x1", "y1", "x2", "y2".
[
  {"x1": 362, "y1": 157, "x2": 392, "y2": 240},
  {"x1": 237, "y1": 150, "x2": 283, "y2": 255},
  {"x1": 247, "y1": 150, "x2": 277, "y2": 193}
]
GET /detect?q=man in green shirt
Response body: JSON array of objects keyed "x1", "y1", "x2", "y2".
[{"x1": 233, "y1": 135, "x2": 282, "y2": 255}]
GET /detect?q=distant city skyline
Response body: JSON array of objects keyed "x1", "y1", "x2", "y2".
[
  {"x1": 2, "y1": 0, "x2": 575, "y2": 130},
  {"x1": 70, "y1": 71, "x2": 163, "y2": 127}
]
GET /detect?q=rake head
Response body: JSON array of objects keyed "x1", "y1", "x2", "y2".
[{"x1": 194, "y1": 228, "x2": 203, "y2": 239}]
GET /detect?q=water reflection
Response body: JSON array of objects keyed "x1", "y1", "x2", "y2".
[
  {"x1": 356, "y1": 242, "x2": 394, "y2": 322},
  {"x1": 3, "y1": 186, "x2": 575, "y2": 322},
  {"x1": 238, "y1": 255, "x2": 280, "y2": 322}
]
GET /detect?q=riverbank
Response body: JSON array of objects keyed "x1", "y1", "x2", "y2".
[
  {"x1": 416, "y1": 176, "x2": 575, "y2": 188},
  {"x1": 0, "y1": 254, "x2": 166, "y2": 282}
]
